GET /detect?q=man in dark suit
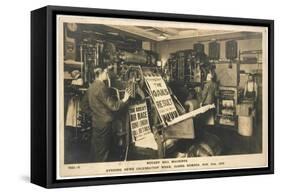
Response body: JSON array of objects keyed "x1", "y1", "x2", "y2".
[
  {"x1": 200, "y1": 72, "x2": 218, "y2": 125},
  {"x1": 88, "y1": 67, "x2": 130, "y2": 162},
  {"x1": 201, "y1": 72, "x2": 218, "y2": 106}
]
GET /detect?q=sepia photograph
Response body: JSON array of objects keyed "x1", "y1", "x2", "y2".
[{"x1": 56, "y1": 14, "x2": 269, "y2": 179}]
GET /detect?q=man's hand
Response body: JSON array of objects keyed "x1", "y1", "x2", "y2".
[{"x1": 122, "y1": 88, "x2": 131, "y2": 102}]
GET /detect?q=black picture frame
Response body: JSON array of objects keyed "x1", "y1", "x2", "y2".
[{"x1": 31, "y1": 5, "x2": 274, "y2": 188}]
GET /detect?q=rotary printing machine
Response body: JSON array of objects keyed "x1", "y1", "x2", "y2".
[
  {"x1": 165, "y1": 43, "x2": 214, "y2": 105},
  {"x1": 164, "y1": 40, "x2": 248, "y2": 129},
  {"x1": 99, "y1": 44, "x2": 214, "y2": 160},
  {"x1": 214, "y1": 40, "x2": 240, "y2": 128},
  {"x1": 64, "y1": 36, "x2": 215, "y2": 161}
]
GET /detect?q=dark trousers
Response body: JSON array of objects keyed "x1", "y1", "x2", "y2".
[{"x1": 91, "y1": 124, "x2": 112, "y2": 162}]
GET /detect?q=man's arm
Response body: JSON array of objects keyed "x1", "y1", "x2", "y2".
[
  {"x1": 244, "y1": 83, "x2": 247, "y2": 96},
  {"x1": 254, "y1": 82, "x2": 258, "y2": 101},
  {"x1": 201, "y1": 84, "x2": 209, "y2": 105},
  {"x1": 98, "y1": 87, "x2": 126, "y2": 111}
]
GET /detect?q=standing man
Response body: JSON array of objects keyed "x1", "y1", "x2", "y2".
[
  {"x1": 88, "y1": 67, "x2": 130, "y2": 162},
  {"x1": 200, "y1": 72, "x2": 218, "y2": 125},
  {"x1": 201, "y1": 72, "x2": 217, "y2": 106},
  {"x1": 244, "y1": 74, "x2": 258, "y2": 101}
]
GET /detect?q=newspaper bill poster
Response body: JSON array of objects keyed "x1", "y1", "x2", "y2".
[
  {"x1": 129, "y1": 101, "x2": 158, "y2": 150},
  {"x1": 144, "y1": 75, "x2": 179, "y2": 123},
  {"x1": 129, "y1": 101, "x2": 151, "y2": 142}
]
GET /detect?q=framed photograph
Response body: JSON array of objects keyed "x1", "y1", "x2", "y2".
[{"x1": 31, "y1": 5, "x2": 274, "y2": 188}]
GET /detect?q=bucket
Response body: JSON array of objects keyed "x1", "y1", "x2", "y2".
[{"x1": 238, "y1": 116, "x2": 253, "y2": 136}]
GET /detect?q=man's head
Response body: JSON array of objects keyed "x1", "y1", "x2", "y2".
[
  {"x1": 94, "y1": 67, "x2": 108, "y2": 81},
  {"x1": 248, "y1": 74, "x2": 254, "y2": 81}
]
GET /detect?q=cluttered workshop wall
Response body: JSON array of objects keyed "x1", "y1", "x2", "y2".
[{"x1": 156, "y1": 36, "x2": 262, "y2": 68}]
